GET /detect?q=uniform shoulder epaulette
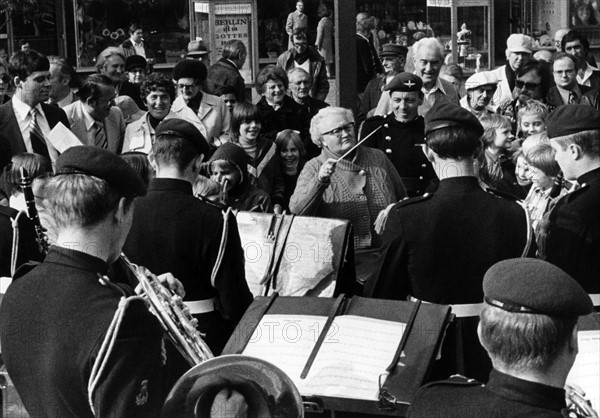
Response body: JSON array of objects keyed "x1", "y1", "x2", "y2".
[
  {"x1": 563, "y1": 183, "x2": 589, "y2": 203},
  {"x1": 12, "y1": 261, "x2": 41, "y2": 280},
  {"x1": 364, "y1": 115, "x2": 385, "y2": 124},
  {"x1": 485, "y1": 187, "x2": 519, "y2": 201},
  {"x1": 394, "y1": 193, "x2": 434, "y2": 209},
  {"x1": 420, "y1": 374, "x2": 484, "y2": 389},
  {"x1": 196, "y1": 194, "x2": 227, "y2": 211},
  {"x1": 0, "y1": 205, "x2": 18, "y2": 218}
]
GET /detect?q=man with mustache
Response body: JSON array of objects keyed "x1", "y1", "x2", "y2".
[
  {"x1": 461, "y1": 71, "x2": 498, "y2": 117},
  {"x1": 0, "y1": 50, "x2": 70, "y2": 162},
  {"x1": 491, "y1": 34, "x2": 533, "y2": 108}
]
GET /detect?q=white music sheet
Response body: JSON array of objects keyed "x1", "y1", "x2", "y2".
[
  {"x1": 567, "y1": 329, "x2": 600, "y2": 411},
  {"x1": 242, "y1": 314, "x2": 406, "y2": 401}
]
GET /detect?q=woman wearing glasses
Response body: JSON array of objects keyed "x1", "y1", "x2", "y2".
[{"x1": 290, "y1": 106, "x2": 406, "y2": 290}]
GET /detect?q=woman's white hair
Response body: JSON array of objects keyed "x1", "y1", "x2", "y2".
[
  {"x1": 310, "y1": 107, "x2": 354, "y2": 147},
  {"x1": 412, "y1": 37, "x2": 445, "y2": 63}
]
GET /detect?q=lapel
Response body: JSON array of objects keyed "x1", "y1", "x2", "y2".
[
  {"x1": 0, "y1": 103, "x2": 26, "y2": 154},
  {"x1": 67, "y1": 102, "x2": 90, "y2": 145},
  {"x1": 197, "y1": 94, "x2": 213, "y2": 121}
]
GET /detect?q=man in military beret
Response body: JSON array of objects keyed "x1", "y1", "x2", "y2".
[
  {"x1": 461, "y1": 71, "x2": 498, "y2": 117},
  {"x1": 539, "y1": 104, "x2": 600, "y2": 293},
  {"x1": 358, "y1": 43, "x2": 408, "y2": 122},
  {"x1": 359, "y1": 72, "x2": 437, "y2": 197},
  {"x1": 171, "y1": 59, "x2": 231, "y2": 148},
  {"x1": 408, "y1": 258, "x2": 594, "y2": 417},
  {"x1": 123, "y1": 119, "x2": 252, "y2": 383},
  {"x1": 365, "y1": 103, "x2": 532, "y2": 380},
  {"x1": 1, "y1": 145, "x2": 173, "y2": 417}
]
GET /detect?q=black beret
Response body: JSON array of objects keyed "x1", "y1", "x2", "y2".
[
  {"x1": 55, "y1": 146, "x2": 147, "y2": 197},
  {"x1": 172, "y1": 59, "x2": 207, "y2": 83},
  {"x1": 483, "y1": 258, "x2": 593, "y2": 318},
  {"x1": 155, "y1": 118, "x2": 209, "y2": 157},
  {"x1": 384, "y1": 72, "x2": 423, "y2": 93},
  {"x1": 546, "y1": 105, "x2": 600, "y2": 139},
  {"x1": 424, "y1": 102, "x2": 484, "y2": 137},
  {"x1": 125, "y1": 55, "x2": 147, "y2": 72}
]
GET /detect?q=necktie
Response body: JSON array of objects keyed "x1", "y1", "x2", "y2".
[
  {"x1": 94, "y1": 121, "x2": 108, "y2": 149},
  {"x1": 568, "y1": 91, "x2": 577, "y2": 104},
  {"x1": 29, "y1": 108, "x2": 50, "y2": 159}
]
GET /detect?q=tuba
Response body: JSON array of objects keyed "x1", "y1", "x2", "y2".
[{"x1": 119, "y1": 253, "x2": 214, "y2": 366}]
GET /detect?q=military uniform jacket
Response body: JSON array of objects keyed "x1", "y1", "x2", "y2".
[
  {"x1": 540, "y1": 167, "x2": 600, "y2": 293},
  {"x1": 360, "y1": 114, "x2": 437, "y2": 197},
  {"x1": 0, "y1": 247, "x2": 164, "y2": 417},
  {"x1": 408, "y1": 369, "x2": 569, "y2": 417},
  {"x1": 365, "y1": 177, "x2": 530, "y2": 304},
  {"x1": 123, "y1": 178, "x2": 253, "y2": 353}
]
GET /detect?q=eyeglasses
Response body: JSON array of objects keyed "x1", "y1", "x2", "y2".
[
  {"x1": 322, "y1": 122, "x2": 355, "y2": 137},
  {"x1": 515, "y1": 80, "x2": 541, "y2": 90},
  {"x1": 177, "y1": 83, "x2": 197, "y2": 90}
]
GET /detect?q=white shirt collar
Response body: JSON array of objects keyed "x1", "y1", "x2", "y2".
[
  {"x1": 12, "y1": 94, "x2": 42, "y2": 121},
  {"x1": 80, "y1": 104, "x2": 97, "y2": 131},
  {"x1": 419, "y1": 75, "x2": 446, "y2": 95}
]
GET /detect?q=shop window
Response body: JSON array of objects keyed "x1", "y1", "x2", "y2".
[
  {"x1": 2, "y1": 0, "x2": 59, "y2": 56},
  {"x1": 73, "y1": 0, "x2": 190, "y2": 69}
]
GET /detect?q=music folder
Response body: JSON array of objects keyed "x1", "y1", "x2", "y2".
[{"x1": 222, "y1": 295, "x2": 452, "y2": 416}]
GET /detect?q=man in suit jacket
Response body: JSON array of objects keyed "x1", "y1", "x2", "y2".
[
  {"x1": 0, "y1": 50, "x2": 70, "y2": 161},
  {"x1": 205, "y1": 39, "x2": 247, "y2": 102},
  {"x1": 547, "y1": 52, "x2": 599, "y2": 109},
  {"x1": 63, "y1": 74, "x2": 125, "y2": 154}
]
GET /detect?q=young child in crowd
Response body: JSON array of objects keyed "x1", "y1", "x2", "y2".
[
  {"x1": 215, "y1": 85, "x2": 238, "y2": 113},
  {"x1": 517, "y1": 100, "x2": 549, "y2": 140},
  {"x1": 523, "y1": 142, "x2": 565, "y2": 229},
  {"x1": 230, "y1": 102, "x2": 285, "y2": 214},
  {"x1": 120, "y1": 151, "x2": 154, "y2": 187},
  {"x1": 0, "y1": 153, "x2": 52, "y2": 212},
  {"x1": 513, "y1": 131, "x2": 548, "y2": 190},
  {"x1": 478, "y1": 113, "x2": 528, "y2": 199},
  {"x1": 206, "y1": 142, "x2": 272, "y2": 213},
  {"x1": 274, "y1": 129, "x2": 306, "y2": 211}
]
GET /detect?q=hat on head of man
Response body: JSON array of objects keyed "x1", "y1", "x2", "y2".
[
  {"x1": 380, "y1": 43, "x2": 408, "y2": 59},
  {"x1": 186, "y1": 39, "x2": 209, "y2": 58},
  {"x1": 483, "y1": 258, "x2": 593, "y2": 318},
  {"x1": 465, "y1": 71, "x2": 498, "y2": 91},
  {"x1": 155, "y1": 118, "x2": 209, "y2": 157},
  {"x1": 172, "y1": 59, "x2": 207, "y2": 82},
  {"x1": 125, "y1": 55, "x2": 147, "y2": 72},
  {"x1": 384, "y1": 72, "x2": 423, "y2": 93},
  {"x1": 546, "y1": 105, "x2": 600, "y2": 138},
  {"x1": 424, "y1": 102, "x2": 484, "y2": 137},
  {"x1": 55, "y1": 146, "x2": 147, "y2": 198},
  {"x1": 506, "y1": 34, "x2": 533, "y2": 54}
]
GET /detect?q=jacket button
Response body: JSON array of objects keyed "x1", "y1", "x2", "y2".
[
  {"x1": 385, "y1": 136, "x2": 392, "y2": 141},
  {"x1": 386, "y1": 149, "x2": 392, "y2": 154},
  {"x1": 419, "y1": 176, "x2": 424, "y2": 180},
  {"x1": 359, "y1": 170, "x2": 366, "y2": 175},
  {"x1": 421, "y1": 164, "x2": 427, "y2": 168}
]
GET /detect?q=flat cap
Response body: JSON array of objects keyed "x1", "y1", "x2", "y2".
[
  {"x1": 172, "y1": 59, "x2": 207, "y2": 82},
  {"x1": 506, "y1": 33, "x2": 532, "y2": 54},
  {"x1": 125, "y1": 55, "x2": 147, "y2": 72},
  {"x1": 424, "y1": 102, "x2": 484, "y2": 137},
  {"x1": 465, "y1": 71, "x2": 498, "y2": 90},
  {"x1": 384, "y1": 72, "x2": 423, "y2": 93},
  {"x1": 380, "y1": 43, "x2": 408, "y2": 58},
  {"x1": 546, "y1": 105, "x2": 600, "y2": 138},
  {"x1": 483, "y1": 258, "x2": 593, "y2": 317},
  {"x1": 55, "y1": 146, "x2": 147, "y2": 197},
  {"x1": 155, "y1": 118, "x2": 209, "y2": 157}
]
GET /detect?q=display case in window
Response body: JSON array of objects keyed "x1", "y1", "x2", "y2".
[
  {"x1": 427, "y1": 0, "x2": 494, "y2": 73},
  {"x1": 73, "y1": 0, "x2": 190, "y2": 70}
]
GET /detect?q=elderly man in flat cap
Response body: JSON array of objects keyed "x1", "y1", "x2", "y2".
[
  {"x1": 461, "y1": 71, "x2": 498, "y2": 117},
  {"x1": 538, "y1": 105, "x2": 600, "y2": 294},
  {"x1": 171, "y1": 59, "x2": 231, "y2": 148},
  {"x1": 408, "y1": 258, "x2": 595, "y2": 417},
  {"x1": 491, "y1": 33, "x2": 533, "y2": 108},
  {"x1": 358, "y1": 43, "x2": 408, "y2": 122},
  {"x1": 123, "y1": 119, "x2": 252, "y2": 383},
  {"x1": 1, "y1": 146, "x2": 175, "y2": 417},
  {"x1": 365, "y1": 103, "x2": 533, "y2": 380},
  {"x1": 360, "y1": 72, "x2": 437, "y2": 197}
]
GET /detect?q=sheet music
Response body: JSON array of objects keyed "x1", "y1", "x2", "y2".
[
  {"x1": 302, "y1": 316, "x2": 406, "y2": 400},
  {"x1": 567, "y1": 329, "x2": 600, "y2": 411},
  {"x1": 242, "y1": 314, "x2": 406, "y2": 401},
  {"x1": 47, "y1": 122, "x2": 83, "y2": 153}
]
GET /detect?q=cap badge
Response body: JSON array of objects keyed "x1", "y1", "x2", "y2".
[{"x1": 404, "y1": 80, "x2": 416, "y2": 88}]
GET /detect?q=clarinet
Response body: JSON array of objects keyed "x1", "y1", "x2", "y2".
[
  {"x1": 19, "y1": 167, "x2": 50, "y2": 255},
  {"x1": 548, "y1": 171, "x2": 565, "y2": 199}
]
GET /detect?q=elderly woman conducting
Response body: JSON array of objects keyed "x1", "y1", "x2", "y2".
[{"x1": 290, "y1": 107, "x2": 406, "y2": 289}]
